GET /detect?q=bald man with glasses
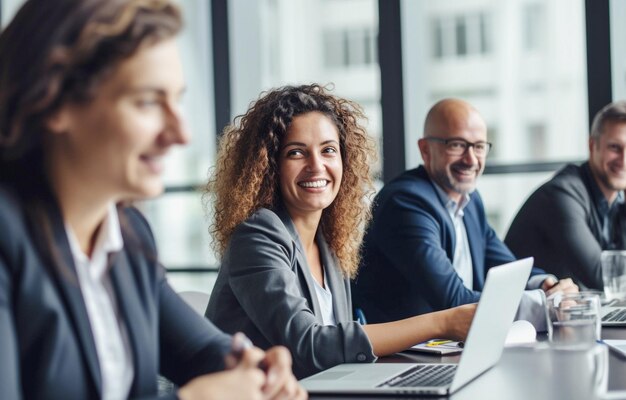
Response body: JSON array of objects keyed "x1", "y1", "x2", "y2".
[{"x1": 352, "y1": 99, "x2": 577, "y2": 330}]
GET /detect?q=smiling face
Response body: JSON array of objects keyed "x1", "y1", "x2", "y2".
[
  {"x1": 589, "y1": 121, "x2": 626, "y2": 202},
  {"x1": 47, "y1": 38, "x2": 188, "y2": 202},
  {"x1": 419, "y1": 99, "x2": 487, "y2": 202},
  {"x1": 279, "y1": 111, "x2": 343, "y2": 221}
]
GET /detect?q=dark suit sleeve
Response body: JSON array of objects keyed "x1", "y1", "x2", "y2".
[
  {"x1": 226, "y1": 211, "x2": 374, "y2": 377},
  {"x1": 0, "y1": 253, "x2": 21, "y2": 400},
  {"x1": 508, "y1": 184, "x2": 603, "y2": 289},
  {"x1": 125, "y1": 208, "x2": 232, "y2": 387},
  {"x1": 371, "y1": 191, "x2": 481, "y2": 311}
]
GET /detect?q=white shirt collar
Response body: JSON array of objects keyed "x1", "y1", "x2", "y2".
[
  {"x1": 432, "y1": 183, "x2": 474, "y2": 289},
  {"x1": 65, "y1": 203, "x2": 124, "y2": 279},
  {"x1": 64, "y1": 203, "x2": 133, "y2": 400},
  {"x1": 432, "y1": 183, "x2": 471, "y2": 218}
]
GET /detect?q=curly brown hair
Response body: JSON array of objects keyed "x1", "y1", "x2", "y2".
[{"x1": 206, "y1": 84, "x2": 378, "y2": 277}]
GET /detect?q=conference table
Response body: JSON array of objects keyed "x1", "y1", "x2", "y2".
[{"x1": 308, "y1": 326, "x2": 626, "y2": 400}]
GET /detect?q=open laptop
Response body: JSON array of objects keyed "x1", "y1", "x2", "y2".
[
  {"x1": 300, "y1": 257, "x2": 533, "y2": 396},
  {"x1": 601, "y1": 298, "x2": 626, "y2": 326}
]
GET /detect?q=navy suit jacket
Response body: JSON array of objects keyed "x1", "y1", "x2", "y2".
[
  {"x1": 352, "y1": 166, "x2": 545, "y2": 323},
  {"x1": 0, "y1": 181, "x2": 231, "y2": 400}
]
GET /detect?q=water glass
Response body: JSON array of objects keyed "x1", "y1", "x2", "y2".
[
  {"x1": 547, "y1": 292, "x2": 601, "y2": 348},
  {"x1": 601, "y1": 250, "x2": 626, "y2": 300}
]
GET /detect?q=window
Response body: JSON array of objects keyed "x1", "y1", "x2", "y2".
[
  {"x1": 324, "y1": 27, "x2": 377, "y2": 68},
  {"x1": 433, "y1": 18, "x2": 444, "y2": 59},
  {"x1": 430, "y1": 12, "x2": 491, "y2": 60},
  {"x1": 611, "y1": 0, "x2": 626, "y2": 100},
  {"x1": 486, "y1": 126, "x2": 499, "y2": 159},
  {"x1": 230, "y1": 0, "x2": 382, "y2": 177},
  {"x1": 0, "y1": 0, "x2": 20, "y2": 25},
  {"x1": 527, "y1": 123, "x2": 547, "y2": 159},
  {"x1": 455, "y1": 16, "x2": 467, "y2": 56},
  {"x1": 523, "y1": 3, "x2": 544, "y2": 52},
  {"x1": 403, "y1": 0, "x2": 588, "y2": 236},
  {"x1": 479, "y1": 13, "x2": 490, "y2": 54},
  {"x1": 324, "y1": 30, "x2": 345, "y2": 68}
]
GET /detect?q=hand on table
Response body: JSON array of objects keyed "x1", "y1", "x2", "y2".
[
  {"x1": 542, "y1": 277, "x2": 578, "y2": 297},
  {"x1": 179, "y1": 334, "x2": 307, "y2": 400}
]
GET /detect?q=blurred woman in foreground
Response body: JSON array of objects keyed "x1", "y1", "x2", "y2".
[{"x1": 0, "y1": 1, "x2": 304, "y2": 399}]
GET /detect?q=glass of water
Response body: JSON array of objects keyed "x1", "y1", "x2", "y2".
[
  {"x1": 601, "y1": 250, "x2": 626, "y2": 300},
  {"x1": 547, "y1": 292, "x2": 601, "y2": 348}
]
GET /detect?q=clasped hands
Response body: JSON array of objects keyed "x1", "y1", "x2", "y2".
[{"x1": 179, "y1": 333, "x2": 307, "y2": 400}]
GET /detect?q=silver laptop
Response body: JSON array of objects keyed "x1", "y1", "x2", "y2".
[
  {"x1": 601, "y1": 298, "x2": 626, "y2": 326},
  {"x1": 300, "y1": 257, "x2": 533, "y2": 396}
]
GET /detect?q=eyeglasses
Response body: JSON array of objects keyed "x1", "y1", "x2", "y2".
[{"x1": 424, "y1": 137, "x2": 492, "y2": 157}]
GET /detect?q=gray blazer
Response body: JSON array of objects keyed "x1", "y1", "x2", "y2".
[{"x1": 206, "y1": 207, "x2": 375, "y2": 378}]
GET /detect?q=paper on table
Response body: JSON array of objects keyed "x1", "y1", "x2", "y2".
[
  {"x1": 407, "y1": 320, "x2": 536, "y2": 356},
  {"x1": 406, "y1": 339, "x2": 464, "y2": 355},
  {"x1": 505, "y1": 320, "x2": 537, "y2": 346}
]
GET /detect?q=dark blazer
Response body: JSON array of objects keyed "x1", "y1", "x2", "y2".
[
  {"x1": 352, "y1": 166, "x2": 545, "y2": 323},
  {"x1": 0, "y1": 182, "x2": 231, "y2": 400},
  {"x1": 205, "y1": 207, "x2": 375, "y2": 379},
  {"x1": 505, "y1": 163, "x2": 626, "y2": 289}
]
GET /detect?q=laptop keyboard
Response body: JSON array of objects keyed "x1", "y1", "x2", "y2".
[
  {"x1": 377, "y1": 364, "x2": 457, "y2": 388},
  {"x1": 603, "y1": 309, "x2": 626, "y2": 322}
]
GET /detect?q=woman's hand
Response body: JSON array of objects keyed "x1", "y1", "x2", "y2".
[
  {"x1": 177, "y1": 345, "x2": 266, "y2": 400},
  {"x1": 261, "y1": 346, "x2": 307, "y2": 400},
  {"x1": 177, "y1": 344, "x2": 307, "y2": 400},
  {"x1": 443, "y1": 303, "x2": 477, "y2": 341}
]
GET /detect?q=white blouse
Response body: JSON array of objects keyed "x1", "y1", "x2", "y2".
[
  {"x1": 312, "y1": 267, "x2": 336, "y2": 326},
  {"x1": 65, "y1": 204, "x2": 134, "y2": 400}
]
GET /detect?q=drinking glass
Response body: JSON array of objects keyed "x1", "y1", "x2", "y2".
[
  {"x1": 547, "y1": 292, "x2": 601, "y2": 348},
  {"x1": 601, "y1": 250, "x2": 626, "y2": 301}
]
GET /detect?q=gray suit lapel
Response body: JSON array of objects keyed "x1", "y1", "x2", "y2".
[{"x1": 275, "y1": 208, "x2": 324, "y2": 322}]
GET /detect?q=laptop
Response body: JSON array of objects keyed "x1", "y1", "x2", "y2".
[
  {"x1": 601, "y1": 298, "x2": 626, "y2": 326},
  {"x1": 300, "y1": 257, "x2": 533, "y2": 396}
]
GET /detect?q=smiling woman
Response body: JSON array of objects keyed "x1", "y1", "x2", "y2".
[{"x1": 205, "y1": 84, "x2": 478, "y2": 379}]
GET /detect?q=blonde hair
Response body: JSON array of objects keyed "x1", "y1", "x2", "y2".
[{"x1": 206, "y1": 84, "x2": 377, "y2": 277}]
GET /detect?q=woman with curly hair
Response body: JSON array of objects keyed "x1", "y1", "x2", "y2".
[
  {"x1": 205, "y1": 84, "x2": 476, "y2": 378},
  {"x1": 0, "y1": 1, "x2": 304, "y2": 399}
]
